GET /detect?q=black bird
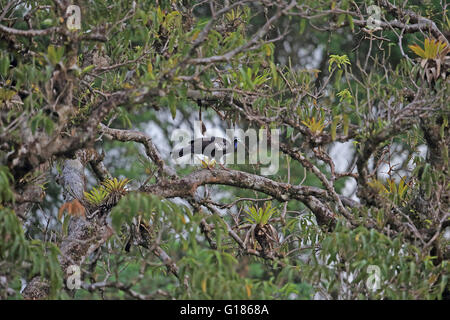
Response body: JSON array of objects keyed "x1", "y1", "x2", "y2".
[{"x1": 171, "y1": 137, "x2": 239, "y2": 161}]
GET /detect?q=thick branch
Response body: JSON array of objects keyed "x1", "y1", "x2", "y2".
[
  {"x1": 141, "y1": 168, "x2": 338, "y2": 227},
  {"x1": 99, "y1": 124, "x2": 176, "y2": 178}
]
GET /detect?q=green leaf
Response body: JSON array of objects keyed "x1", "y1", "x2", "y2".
[
  {"x1": 81, "y1": 65, "x2": 95, "y2": 75},
  {"x1": 343, "y1": 114, "x2": 349, "y2": 136},
  {"x1": 299, "y1": 18, "x2": 307, "y2": 34},
  {"x1": 331, "y1": 115, "x2": 339, "y2": 141},
  {"x1": 168, "y1": 91, "x2": 177, "y2": 119},
  {"x1": 347, "y1": 14, "x2": 354, "y2": 31},
  {"x1": 47, "y1": 45, "x2": 58, "y2": 65},
  {"x1": 47, "y1": 45, "x2": 64, "y2": 65},
  {"x1": 286, "y1": 126, "x2": 294, "y2": 138},
  {"x1": 0, "y1": 54, "x2": 10, "y2": 77},
  {"x1": 337, "y1": 14, "x2": 346, "y2": 27}
]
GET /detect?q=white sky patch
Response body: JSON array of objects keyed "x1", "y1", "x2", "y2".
[
  {"x1": 278, "y1": 41, "x2": 324, "y2": 69},
  {"x1": 144, "y1": 121, "x2": 170, "y2": 155},
  {"x1": 296, "y1": 44, "x2": 324, "y2": 69},
  {"x1": 329, "y1": 141, "x2": 355, "y2": 173},
  {"x1": 329, "y1": 141, "x2": 358, "y2": 200},
  {"x1": 378, "y1": 144, "x2": 428, "y2": 181},
  {"x1": 283, "y1": 40, "x2": 292, "y2": 54}
]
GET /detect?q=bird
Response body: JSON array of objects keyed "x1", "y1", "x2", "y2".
[{"x1": 171, "y1": 136, "x2": 239, "y2": 162}]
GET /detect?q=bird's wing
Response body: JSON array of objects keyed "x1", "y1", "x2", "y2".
[{"x1": 172, "y1": 137, "x2": 231, "y2": 159}]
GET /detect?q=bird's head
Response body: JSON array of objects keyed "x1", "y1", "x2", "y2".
[{"x1": 233, "y1": 137, "x2": 240, "y2": 150}]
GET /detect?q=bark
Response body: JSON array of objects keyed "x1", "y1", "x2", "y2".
[
  {"x1": 140, "y1": 168, "x2": 341, "y2": 227},
  {"x1": 23, "y1": 159, "x2": 112, "y2": 299}
]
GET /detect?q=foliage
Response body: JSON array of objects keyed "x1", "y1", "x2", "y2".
[
  {"x1": 328, "y1": 54, "x2": 351, "y2": 72},
  {"x1": 84, "y1": 186, "x2": 109, "y2": 206},
  {"x1": 245, "y1": 202, "x2": 278, "y2": 226},
  {"x1": 301, "y1": 116, "x2": 327, "y2": 135},
  {"x1": 409, "y1": 38, "x2": 448, "y2": 60},
  {"x1": 102, "y1": 177, "x2": 131, "y2": 195},
  {"x1": 0, "y1": 0, "x2": 448, "y2": 301},
  {"x1": 0, "y1": 166, "x2": 14, "y2": 203},
  {"x1": 0, "y1": 208, "x2": 62, "y2": 298},
  {"x1": 84, "y1": 177, "x2": 130, "y2": 206},
  {"x1": 300, "y1": 221, "x2": 449, "y2": 299}
]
